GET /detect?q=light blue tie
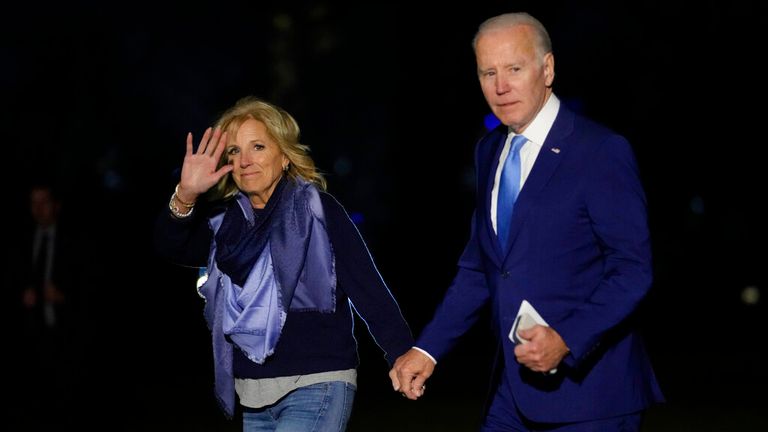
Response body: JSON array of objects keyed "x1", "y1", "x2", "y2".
[{"x1": 497, "y1": 134, "x2": 527, "y2": 250}]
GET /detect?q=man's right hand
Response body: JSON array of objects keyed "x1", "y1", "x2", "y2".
[{"x1": 389, "y1": 348, "x2": 435, "y2": 400}]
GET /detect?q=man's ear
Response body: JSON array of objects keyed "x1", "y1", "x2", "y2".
[{"x1": 544, "y1": 52, "x2": 555, "y2": 87}]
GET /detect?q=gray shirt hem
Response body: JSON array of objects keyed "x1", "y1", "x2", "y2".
[{"x1": 235, "y1": 369, "x2": 357, "y2": 409}]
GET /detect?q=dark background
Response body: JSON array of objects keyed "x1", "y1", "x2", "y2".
[{"x1": 3, "y1": 1, "x2": 766, "y2": 430}]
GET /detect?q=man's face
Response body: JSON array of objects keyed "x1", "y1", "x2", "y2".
[
  {"x1": 30, "y1": 188, "x2": 58, "y2": 226},
  {"x1": 475, "y1": 25, "x2": 554, "y2": 133}
]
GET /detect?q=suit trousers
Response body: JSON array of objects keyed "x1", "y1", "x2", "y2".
[{"x1": 481, "y1": 370, "x2": 643, "y2": 432}]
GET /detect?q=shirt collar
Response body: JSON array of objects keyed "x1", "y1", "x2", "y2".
[{"x1": 507, "y1": 93, "x2": 560, "y2": 147}]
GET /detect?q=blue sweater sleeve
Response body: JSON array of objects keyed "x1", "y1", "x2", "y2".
[
  {"x1": 320, "y1": 192, "x2": 414, "y2": 366},
  {"x1": 153, "y1": 202, "x2": 215, "y2": 268}
]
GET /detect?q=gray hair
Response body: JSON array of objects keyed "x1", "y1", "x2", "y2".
[{"x1": 472, "y1": 12, "x2": 552, "y2": 57}]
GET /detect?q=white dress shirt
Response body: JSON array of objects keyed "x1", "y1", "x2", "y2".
[{"x1": 33, "y1": 225, "x2": 56, "y2": 282}]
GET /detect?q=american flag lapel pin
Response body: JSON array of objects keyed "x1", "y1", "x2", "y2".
[{"x1": 550, "y1": 147, "x2": 561, "y2": 154}]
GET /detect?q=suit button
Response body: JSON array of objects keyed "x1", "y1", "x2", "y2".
[{"x1": 501, "y1": 272, "x2": 510, "y2": 278}]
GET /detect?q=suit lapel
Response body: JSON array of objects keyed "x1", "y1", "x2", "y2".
[{"x1": 478, "y1": 127, "x2": 507, "y2": 268}]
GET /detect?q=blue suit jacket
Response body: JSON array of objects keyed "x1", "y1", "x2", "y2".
[{"x1": 417, "y1": 104, "x2": 664, "y2": 423}]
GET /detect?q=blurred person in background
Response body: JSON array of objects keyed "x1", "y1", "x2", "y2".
[{"x1": 12, "y1": 182, "x2": 81, "y2": 425}]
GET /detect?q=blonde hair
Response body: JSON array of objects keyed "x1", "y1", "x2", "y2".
[{"x1": 207, "y1": 97, "x2": 326, "y2": 200}]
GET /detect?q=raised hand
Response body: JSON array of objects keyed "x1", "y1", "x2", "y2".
[{"x1": 177, "y1": 127, "x2": 234, "y2": 203}]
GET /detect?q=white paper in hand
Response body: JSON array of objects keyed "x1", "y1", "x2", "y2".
[
  {"x1": 509, "y1": 300, "x2": 548, "y2": 344},
  {"x1": 509, "y1": 299, "x2": 557, "y2": 374}
]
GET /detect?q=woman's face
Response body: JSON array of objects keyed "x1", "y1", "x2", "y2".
[{"x1": 226, "y1": 118, "x2": 288, "y2": 208}]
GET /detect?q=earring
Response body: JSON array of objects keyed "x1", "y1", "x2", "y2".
[{"x1": 283, "y1": 164, "x2": 289, "y2": 172}]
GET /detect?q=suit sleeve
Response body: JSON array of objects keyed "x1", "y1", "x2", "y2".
[
  {"x1": 415, "y1": 211, "x2": 491, "y2": 361},
  {"x1": 320, "y1": 193, "x2": 414, "y2": 367},
  {"x1": 556, "y1": 136, "x2": 653, "y2": 366}
]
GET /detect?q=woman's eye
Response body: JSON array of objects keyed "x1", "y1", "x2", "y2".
[
  {"x1": 253, "y1": 144, "x2": 265, "y2": 150},
  {"x1": 226, "y1": 147, "x2": 239, "y2": 155}
]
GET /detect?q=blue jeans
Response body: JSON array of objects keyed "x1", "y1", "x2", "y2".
[{"x1": 242, "y1": 381, "x2": 356, "y2": 432}]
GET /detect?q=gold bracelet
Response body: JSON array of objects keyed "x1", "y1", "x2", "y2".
[
  {"x1": 169, "y1": 192, "x2": 194, "y2": 218},
  {"x1": 174, "y1": 184, "x2": 196, "y2": 208}
]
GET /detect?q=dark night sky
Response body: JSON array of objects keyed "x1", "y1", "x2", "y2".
[{"x1": 3, "y1": 1, "x2": 767, "y2": 429}]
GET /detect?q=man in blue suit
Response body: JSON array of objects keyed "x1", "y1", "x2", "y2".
[{"x1": 390, "y1": 12, "x2": 664, "y2": 431}]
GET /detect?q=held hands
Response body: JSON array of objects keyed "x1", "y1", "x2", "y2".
[
  {"x1": 389, "y1": 349, "x2": 435, "y2": 400},
  {"x1": 514, "y1": 325, "x2": 569, "y2": 373},
  {"x1": 177, "y1": 127, "x2": 234, "y2": 203}
]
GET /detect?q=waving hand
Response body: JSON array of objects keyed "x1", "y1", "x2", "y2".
[{"x1": 176, "y1": 127, "x2": 234, "y2": 203}]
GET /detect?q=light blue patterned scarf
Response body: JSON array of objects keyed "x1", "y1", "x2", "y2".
[{"x1": 197, "y1": 177, "x2": 336, "y2": 417}]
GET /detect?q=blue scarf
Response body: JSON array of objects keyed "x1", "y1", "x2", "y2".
[{"x1": 198, "y1": 177, "x2": 336, "y2": 418}]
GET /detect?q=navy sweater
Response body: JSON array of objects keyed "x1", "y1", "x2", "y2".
[{"x1": 154, "y1": 191, "x2": 413, "y2": 379}]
